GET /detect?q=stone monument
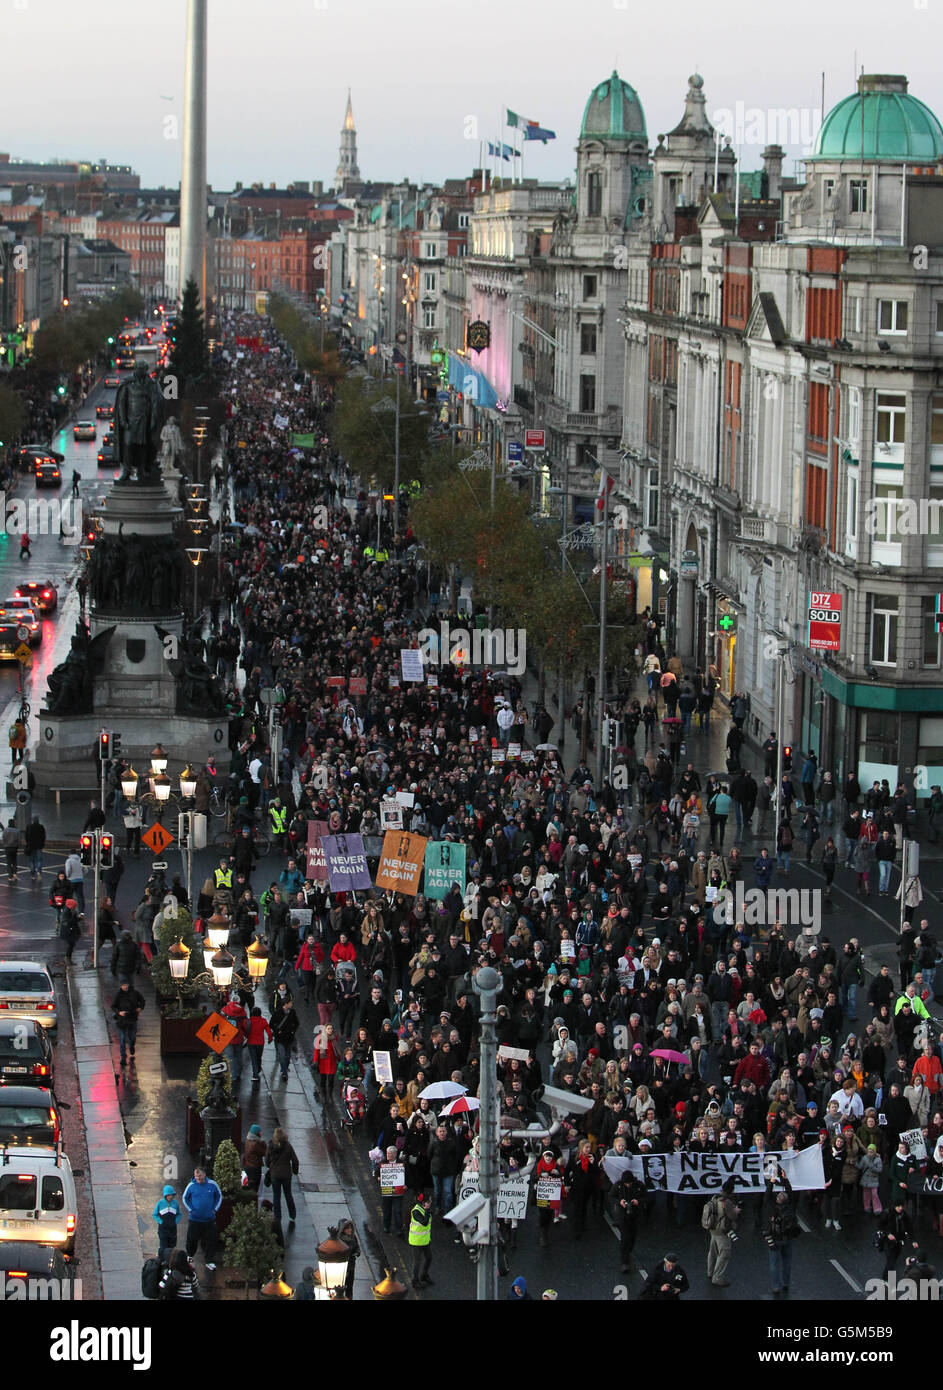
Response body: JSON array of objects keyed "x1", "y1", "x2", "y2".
[{"x1": 33, "y1": 372, "x2": 229, "y2": 798}]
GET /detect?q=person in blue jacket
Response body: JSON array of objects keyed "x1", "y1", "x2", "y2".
[
  {"x1": 507, "y1": 1275, "x2": 533, "y2": 1300},
  {"x1": 182, "y1": 1167, "x2": 223, "y2": 1270},
  {"x1": 152, "y1": 1183, "x2": 182, "y2": 1259}
]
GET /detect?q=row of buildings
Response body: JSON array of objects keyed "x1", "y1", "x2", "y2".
[{"x1": 320, "y1": 71, "x2": 943, "y2": 800}]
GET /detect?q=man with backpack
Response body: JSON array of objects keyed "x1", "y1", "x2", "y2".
[{"x1": 703, "y1": 1176, "x2": 741, "y2": 1287}]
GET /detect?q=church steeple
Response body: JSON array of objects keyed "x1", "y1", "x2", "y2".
[{"x1": 336, "y1": 89, "x2": 360, "y2": 191}]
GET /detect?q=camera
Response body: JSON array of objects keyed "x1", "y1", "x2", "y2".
[
  {"x1": 535, "y1": 1085, "x2": 596, "y2": 1118},
  {"x1": 444, "y1": 1192, "x2": 489, "y2": 1245}
]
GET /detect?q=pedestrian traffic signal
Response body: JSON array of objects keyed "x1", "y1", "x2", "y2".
[
  {"x1": 782, "y1": 745, "x2": 792, "y2": 771},
  {"x1": 178, "y1": 812, "x2": 191, "y2": 848},
  {"x1": 98, "y1": 730, "x2": 111, "y2": 761},
  {"x1": 80, "y1": 833, "x2": 94, "y2": 867},
  {"x1": 99, "y1": 833, "x2": 114, "y2": 869}
]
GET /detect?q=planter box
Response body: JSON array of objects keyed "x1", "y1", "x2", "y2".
[
  {"x1": 185, "y1": 1098, "x2": 242, "y2": 1155},
  {"x1": 160, "y1": 1015, "x2": 208, "y2": 1055},
  {"x1": 206, "y1": 1265, "x2": 258, "y2": 1301}
]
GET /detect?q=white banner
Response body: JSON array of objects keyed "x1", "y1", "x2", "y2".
[
  {"x1": 379, "y1": 1163, "x2": 405, "y2": 1196},
  {"x1": 458, "y1": 1172, "x2": 529, "y2": 1221},
  {"x1": 601, "y1": 1145, "x2": 825, "y2": 1193},
  {"x1": 900, "y1": 1127, "x2": 927, "y2": 1161},
  {"x1": 400, "y1": 649, "x2": 424, "y2": 682}
]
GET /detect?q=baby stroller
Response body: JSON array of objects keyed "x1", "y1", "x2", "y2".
[{"x1": 341, "y1": 1077, "x2": 366, "y2": 1129}]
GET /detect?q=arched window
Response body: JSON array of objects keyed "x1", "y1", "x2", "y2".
[{"x1": 587, "y1": 170, "x2": 602, "y2": 216}]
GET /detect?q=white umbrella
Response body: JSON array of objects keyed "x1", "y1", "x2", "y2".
[
  {"x1": 536, "y1": 743, "x2": 558, "y2": 752},
  {"x1": 419, "y1": 1081, "x2": 467, "y2": 1102},
  {"x1": 439, "y1": 1095, "x2": 480, "y2": 1117}
]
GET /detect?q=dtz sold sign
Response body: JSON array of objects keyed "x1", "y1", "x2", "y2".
[{"x1": 808, "y1": 591, "x2": 842, "y2": 651}]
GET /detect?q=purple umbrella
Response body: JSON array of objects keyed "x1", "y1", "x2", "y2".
[{"x1": 649, "y1": 1048, "x2": 690, "y2": 1065}]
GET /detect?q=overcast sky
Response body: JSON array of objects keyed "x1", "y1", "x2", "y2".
[{"x1": 3, "y1": 0, "x2": 942, "y2": 191}]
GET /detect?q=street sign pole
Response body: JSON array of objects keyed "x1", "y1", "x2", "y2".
[
  {"x1": 92, "y1": 829, "x2": 101, "y2": 972},
  {"x1": 474, "y1": 965, "x2": 501, "y2": 1301}
]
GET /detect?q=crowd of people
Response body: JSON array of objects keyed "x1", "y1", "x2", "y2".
[{"x1": 117, "y1": 310, "x2": 943, "y2": 1299}]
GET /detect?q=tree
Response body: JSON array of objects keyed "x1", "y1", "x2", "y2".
[
  {"x1": 221, "y1": 1202, "x2": 283, "y2": 1282},
  {"x1": 169, "y1": 277, "x2": 210, "y2": 393},
  {"x1": 330, "y1": 375, "x2": 429, "y2": 492},
  {"x1": 0, "y1": 383, "x2": 27, "y2": 452}
]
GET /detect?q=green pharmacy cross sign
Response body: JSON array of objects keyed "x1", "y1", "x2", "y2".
[{"x1": 718, "y1": 614, "x2": 737, "y2": 634}]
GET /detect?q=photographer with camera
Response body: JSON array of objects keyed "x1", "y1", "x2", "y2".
[
  {"x1": 702, "y1": 1175, "x2": 741, "y2": 1288},
  {"x1": 762, "y1": 1163, "x2": 800, "y2": 1297}
]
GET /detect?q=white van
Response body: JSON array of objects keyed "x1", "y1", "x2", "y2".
[{"x1": 0, "y1": 1147, "x2": 76, "y2": 1252}]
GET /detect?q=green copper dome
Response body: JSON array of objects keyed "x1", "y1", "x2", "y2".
[
  {"x1": 580, "y1": 70, "x2": 647, "y2": 143},
  {"x1": 809, "y1": 74, "x2": 943, "y2": 163}
]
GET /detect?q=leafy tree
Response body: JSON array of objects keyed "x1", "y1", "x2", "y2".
[
  {"x1": 330, "y1": 375, "x2": 429, "y2": 492},
  {"x1": 151, "y1": 906, "x2": 207, "y2": 1015},
  {"x1": 169, "y1": 277, "x2": 210, "y2": 392},
  {"x1": 221, "y1": 1203, "x2": 283, "y2": 1282},
  {"x1": 211, "y1": 1138, "x2": 242, "y2": 1195},
  {"x1": 0, "y1": 383, "x2": 27, "y2": 452}
]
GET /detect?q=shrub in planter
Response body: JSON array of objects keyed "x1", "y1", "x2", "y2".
[
  {"x1": 212, "y1": 1139, "x2": 242, "y2": 1198},
  {"x1": 196, "y1": 1054, "x2": 233, "y2": 1110},
  {"x1": 221, "y1": 1203, "x2": 282, "y2": 1285},
  {"x1": 151, "y1": 906, "x2": 207, "y2": 1017}
]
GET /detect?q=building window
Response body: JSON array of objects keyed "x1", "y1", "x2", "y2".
[
  {"x1": 423, "y1": 305, "x2": 436, "y2": 329},
  {"x1": 878, "y1": 299, "x2": 908, "y2": 335},
  {"x1": 580, "y1": 323, "x2": 597, "y2": 355},
  {"x1": 876, "y1": 392, "x2": 906, "y2": 445},
  {"x1": 860, "y1": 710, "x2": 898, "y2": 764},
  {"x1": 587, "y1": 171, "x2": 602, "y2": 216},
  {"x1": 424, "y1": 242, "x2": 436, "y2": 258},
  {"x1": 646, "y1": 468, "x2": 659, "y2": 529},
  {"x1": 823, "y1": 177, "x2": 835, "y2": 203},
  {"x1": 583, "y1": 274, "x2": 597, "y2": 301},
  {"x1": 458, "y1": 213, "x2": 469, "y2": 229},
  {"x1": 847, "y1": 386, "x2": 860, "y2": 448},
  {"x1": 871, "y1": 483, "x2": 904, "y2": 543},
  {"x1": 869, "y1": 593, "x2": 898, "y2": 666},
  {"x1": 423, "y1": 272, "x2": 436, "y2": 293},
  {"x1": 850, "y1": 178, "x2": 868, "y2": 213},
  {"x1": 579, "y1": 374, "x2": 596, "y2": 412},
  {"x1": 922, "y1": 596, "x2": 942, "y2": 667},
  {"x1": 846, "y1": 469, "x2": 859, "y2": 540},
  {"x1": 849, "y1": 297, "x2": 863, "y2": 335}
]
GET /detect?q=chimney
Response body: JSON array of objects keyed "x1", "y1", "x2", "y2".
[
  {"x1": 761, "y1": 145, "x2": 784, "y2": 202},
  {"x1": 269, "y1": 182, "x2": 276, "y2": 191}
]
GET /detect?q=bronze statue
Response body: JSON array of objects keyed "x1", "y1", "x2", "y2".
[
  {"x1": 45, "y1": 623, "x2": 114, "y2": 715},
  {"x1": 114, "y1": 362, "x2": 163, "y2": 482}
]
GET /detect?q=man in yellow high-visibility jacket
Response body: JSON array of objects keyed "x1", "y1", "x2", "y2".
[
  {"x1": 214, "y1": 862, "x2": 233, "y2": 891},
  {"x1": 408, "y1": 1191, "x2": 433, "y2": 1289},
  {"x1": 268, "y1": 798, "x2": 287, "y2": 849}
]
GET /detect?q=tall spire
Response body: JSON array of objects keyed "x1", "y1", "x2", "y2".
[{"x1": 336, "y1": 88, "x2": 360, "y2": 191}]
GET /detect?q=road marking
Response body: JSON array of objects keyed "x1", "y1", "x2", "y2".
[
  {"x1": 797, "y1": 1214, "x2": 810, "y2": 1233},
  {"x1": 830, "y1": 1258, "x2": 862, "y2": 1294}
]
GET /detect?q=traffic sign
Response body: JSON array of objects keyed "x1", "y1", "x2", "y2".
[
  {"x1": 808, "y1": 591, "x2": 842, "y2": 651},
  {"x1": 14, "y1": 643, "x2": 32, "y2": 664},
  {"x1": 524, "y1": 429, "x2": 545, "y2": 451},
  {"x1": 507, "y1": 441, "x2": 523, "y2": 463},
  {"x1": 141, "y1": 822, "x2": 173, "y2": 855},
  {"x1": 16, "y1": 625, "x2": 30, "y2": 642},
  {"x1": 196, "y1": 1011, "x2": 238, "y2": 1055},
  {"x1": 436, "y1": 389, "x2": 449, "y2": 403}
]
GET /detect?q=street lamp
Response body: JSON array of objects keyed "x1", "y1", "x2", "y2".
[
  {"x1": 209, "y1": 948, "x2": 235, "y2": 991},
  {"x1": 186, "y1": 547, "x2": 208, "y2": 617},
  {"x1": 121, "y1": 766, "x2": 140, "y2": 801},
  {"x1": 206, "y1": 910, "x2": 231, "y2": 951},
  {"x1": 150, "y1": 744, "x2": 168, "y2": 774},
  {"x1": 245, "y1": 935, "x2": 270, "y2": 985},
  {"x1": 179, "y1": 765, "x2": 197, "y2": 800},
  {"x1": 168, "y1": 939, "x2": 191, "y2": 981},
  {"x1": 316, "y1": 1227, "x2": 352, "y2": 1296}
]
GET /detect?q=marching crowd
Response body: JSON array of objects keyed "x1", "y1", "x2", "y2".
[{"x1": 126, "y1": 311, "x2": 943, "y2": 1299}]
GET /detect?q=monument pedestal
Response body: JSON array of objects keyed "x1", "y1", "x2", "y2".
[{"x1": 33, "y1": 479, "x2": 230, "y2": 799}]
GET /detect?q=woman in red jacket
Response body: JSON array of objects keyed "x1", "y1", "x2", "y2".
[
  {"x1": 313, "y1": 1022, "x2": 339, "y2": 1101},
  {"x1": 246, "y1": 1006, "x2": 274, "y2": 1084},
  {"x1": 330, "y1": 933, "x2": 356, "y2": 967},
  {"x1": 294, "y1": 934, "x2": 323, "y2": 1005}
]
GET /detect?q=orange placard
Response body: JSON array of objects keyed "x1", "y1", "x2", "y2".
[
  {"x1": 375, "y1": 831, "x2": 428, "y2": 895},
  {"x1": 196, "y1": 1012, "x2": 239, "y2": 1054},
  {"x1": 142, "y1": 822, "x2": 173, "y2": 855}
]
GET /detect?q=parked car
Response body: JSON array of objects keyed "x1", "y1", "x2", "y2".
[
  {"x1": 0, "y1": 963, "x2": 57, "y2": 1030},
  {"x1": 0, "y1": 1021, "x2": 54, "y2": 1087},
  {"x1": 0, "y1": 1241, "x2": 77, "y2": 1295},
  {"x1": 0, "y1": 1148, "x2": 77, "y2": 1252},
  {"x1": 0, "y1": 1088, "x2": 61, "y2": 1148}
]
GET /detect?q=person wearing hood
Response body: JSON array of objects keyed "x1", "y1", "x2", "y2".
[
  {"x1": 152, "y1": 1184, "x2": 181, "y2": 1258},
  {"x1": 293, "y1": 1265, "x2": 317, "y2": 1301},
  {"x1": 507, "y1": 1275, "x2": 532, "y2": 1300}
]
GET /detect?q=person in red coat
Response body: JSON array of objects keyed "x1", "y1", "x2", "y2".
[
  {"x1": 331, "y1": 934, "x2": 357, "y2": 967},
  {"x1": 245, "y1": 1006, "x2": 273, "y2": 1084},
  {"x1": 733, "y1": 1041, "x2": 771, "y2": 1091},
  {"x1": 294, "y1": 934, "x2": 323, "y2": 1005},
  {"x1": 313, "y1": 1023, "x2": 339, "y2": 1101}
]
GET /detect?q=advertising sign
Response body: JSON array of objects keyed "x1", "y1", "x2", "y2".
[{"x1": 808, "y1": 591, "x2": 842, "y2": 652}]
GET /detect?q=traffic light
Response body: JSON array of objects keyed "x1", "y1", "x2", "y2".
[
  {"x1": 80, "y1": 833, "x2": 94, "y2": 867},
  {"x1": 99, "y1": 833, "x2": 114, "y2": 870},
  {"x1": 782, "y1": 745, "x2": 793, "y2": 771},
  {"x1": 111, "y1": 732, "x2": 122, "y2": 758},
  {"x1": 178, "y1": 812, "x2": 191, "y2": 848},
  {"x1": 98, "y1": 730, "x2": 112, "y2": 762}
]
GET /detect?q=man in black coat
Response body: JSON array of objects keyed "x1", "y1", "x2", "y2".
[
  {"x1": 640, "y1": 1253, "x2": 689, "y2": 1299},
  {"x1": 111, "y1": 978, "x2": 145, "y2": 1067}
]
